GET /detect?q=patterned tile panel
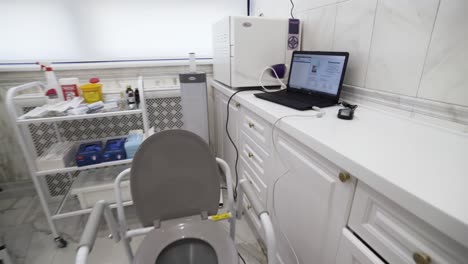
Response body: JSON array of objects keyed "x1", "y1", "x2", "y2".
[
  {"x1": 58, "y1": 114, "x2": 143, "y2": 142},
  {"x1": 147, "y1": 97, "x2": 184, "y2": 132}
]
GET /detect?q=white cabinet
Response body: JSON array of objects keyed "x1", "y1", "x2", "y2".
[
  {"x1": 213, "y1": 88, "x2": 358, "y2": 264},
  {"x1": 271, "y1": 132, "x2": 356, "y2": 264},
  {"x1": 211, "y1": 83, "x2": 468, "y2": 264},
  {"x1": 336, "y1": 229, "x2": 385, "y2": 264},
  {"x1": 213, "y1": 90, "x2": 268, "y2": 238}
]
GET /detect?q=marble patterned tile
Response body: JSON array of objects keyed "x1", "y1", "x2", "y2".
[
  {"x1": 0, "y1": 198, "x2": 16, "y2": 211},
  {"x1": 0, "y1": 208, "x2": 30, "y2": 227},
  {"x1": 418, "y1": 0, "x2": 468, "y2": 106},
  {"x1": 0, "y1": 225, "x2": 35, "y2": 261},
  {"x1": 252, "y1": 0, "x2": 291, "y2": 17},
  {"x1": 333, "y1": 0, "x2": 377, "y2": 87},
  {"x1": 12, "y1": 196, "x2": 34, "y2": 209},
  {"x1": 300, "y1": 5, "x2": 337, "y2": 51},
  {"x1": 365, "y1": 0, "x2": 439, "y2": 96},
  {"x1": 295, "y1": 0, "x2": 342, "y2": 13},
  {"x1": 24, "y1": 232, "x2": 57, "y2": 264}
]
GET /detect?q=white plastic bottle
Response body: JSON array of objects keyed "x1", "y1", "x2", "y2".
[{"x1": 38, "y1": 62, "x2": 64, "y2": 101}]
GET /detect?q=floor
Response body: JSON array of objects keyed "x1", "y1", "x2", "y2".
[{"x1": 0, "y1": 185, "x2": 267, "y2": 264}]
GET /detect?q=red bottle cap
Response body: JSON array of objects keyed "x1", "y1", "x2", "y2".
[
  {"x1": 89, "y1": 78, "x2": 100, "y2": 83},
  {"x1": 45, "y1": 89, "x2": 57, "y2": 96}
]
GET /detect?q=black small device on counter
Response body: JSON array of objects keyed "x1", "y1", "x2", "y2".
[
  {"x1": 337, "y1": 102, "x2": 357, "y2": 120},
  {"x1": 338, "y1": 108, "x2": 354, "y2": 120}
]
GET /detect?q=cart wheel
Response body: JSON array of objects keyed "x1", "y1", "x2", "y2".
[{"x1": 54, "y1": 237, "x2": 68, "y2": 248}]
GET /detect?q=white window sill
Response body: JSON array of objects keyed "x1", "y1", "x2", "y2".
[{"x1": 0, "y1": 58, "x2": 213, "y2": 72}]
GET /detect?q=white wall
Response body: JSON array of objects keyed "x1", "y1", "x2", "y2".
[{"x1": 252, "y1": 0, "x2": 468, "y2": 107}]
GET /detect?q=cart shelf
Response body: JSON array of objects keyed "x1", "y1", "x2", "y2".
[
  {"x1": 36, "y1": 158, "x2": 134, "y2": 176},
  {"x1": 17, "y1": 109, "x2": 143, "y2": 125}
]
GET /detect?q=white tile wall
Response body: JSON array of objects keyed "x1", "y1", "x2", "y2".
[
  {"x1": 365, "y1": 0, "x2": 439, "y2": 96},
  {"x1": 301, "y1": 5, "x2": 337, "y2": 51},
  {"x1": 251, "y1": 0, "x2": 291, "y2": 17},
  {"x1": 418, "y1": 0, "x2": 468, "y2": 106},
  {"x1": 253, "y1": 0, "x2": 468, "y2": 128},
  {"x1": 294, "y1": 0, "x2": 342, "y2": 13},
  {"x1": 333, "y1": 0, "x2": 377, "y2": 87}
]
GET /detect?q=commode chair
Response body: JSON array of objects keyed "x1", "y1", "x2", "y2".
[{"x1": 75, "y1": 130, "x2": 277, "y2": 264}]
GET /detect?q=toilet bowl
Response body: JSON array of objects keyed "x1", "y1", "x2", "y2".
[
  {"x1": 129, "y1": 130, "x2": 239, "y2": 263},
  {"x1": 134, "y1": 215, "x2": 238, "y2": 264}
]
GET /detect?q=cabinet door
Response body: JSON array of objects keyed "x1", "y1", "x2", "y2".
[
  {"x1": 270, "y1": 132, "x2": 356, "y2": 264},
  {"x1": 336, "y1": 229, "x2": 385, "y2": 264},
  {"x1": 349, "y1": 182, "x2": 468, "y2": 264},
  {"x1": 213, "y1": 90, "x2": 240, "y2": 178}
]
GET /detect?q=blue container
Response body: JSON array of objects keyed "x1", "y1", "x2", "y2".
[
  {"x1": 76, "y1": 142, "x2": 103, "y2": 167},
  {"x1": 125, "y1": 133, "x2": 144, "y2": 158},
  {"x1": 102, "y1": 138, "x2": 127, "y2": 162}
]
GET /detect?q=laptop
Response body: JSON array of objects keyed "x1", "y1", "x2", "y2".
[{"x1": 255, "y1": 51, "x2": 349, "y2": 110}]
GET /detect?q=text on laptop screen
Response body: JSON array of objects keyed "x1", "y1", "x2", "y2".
[{"x1": 288, "y1": 54, "x2": 346, "y2": 96}]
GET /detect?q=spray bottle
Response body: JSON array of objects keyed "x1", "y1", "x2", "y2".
[{"x1": 37, "y1": 61, "x2": 64, "y2": 101}]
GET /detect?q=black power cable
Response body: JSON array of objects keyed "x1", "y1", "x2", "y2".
[
  {"x1": 238, "y1": 252, "x2": 247, "y2": 264},
  {"x1": 225, "y1": 90, "x2": 246, "y2": 201},
  {"x1": 289, "y1": 0, "x2": 295, "y2": 19}
]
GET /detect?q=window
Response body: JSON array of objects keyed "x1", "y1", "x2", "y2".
[{"x1": 0, "y1": 0, "x2": 246, "y2": 62}]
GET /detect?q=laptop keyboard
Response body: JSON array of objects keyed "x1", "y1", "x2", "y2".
[
  {"x1": 255, "y1": 90, "x2": 336, "y2": 110},
  {"x1": 273, "y1": 90, "x2": 314, "y2": 103}
]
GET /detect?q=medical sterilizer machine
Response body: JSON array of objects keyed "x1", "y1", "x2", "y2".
[{"x1": 213, "y1": 16, "x2": 301, "y2": 88}]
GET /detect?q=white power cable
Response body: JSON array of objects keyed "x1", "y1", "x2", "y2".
[
  {"x1": 269, "y1": 114, "x2": 325, "y2": 264},
  {"x1": 259, "y1": 66, "x2": 287, "y2": 92},
  {"x1": 258, "y1": 66, "x2": 326, "y2": 117}
]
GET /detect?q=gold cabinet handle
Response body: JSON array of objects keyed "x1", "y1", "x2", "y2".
[
  {"x1": 339, "y1": 172, "x2": 351, "y2": 182},
  {"x1": 248, "y1": 122, "x2": 255, "y2": 128},
  {"x1": 248, "y1": 152, "x2": 254, "y2": 158},
  {"x1": 413, "y1": 252, "x2": 431, "y2": 264}
]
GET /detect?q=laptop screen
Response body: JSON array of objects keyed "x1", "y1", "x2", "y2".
[{"x1": 288, "y1": 52, "x2": 348, "y2": 98}]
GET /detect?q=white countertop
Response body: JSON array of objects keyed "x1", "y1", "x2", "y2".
[{"x1": 212, "y1": 81, "x2": 468, "y2": 249}]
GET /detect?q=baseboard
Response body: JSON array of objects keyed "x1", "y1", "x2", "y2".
[{"x1": 341, "y1": 85, "x2": 468, "y2": 131}]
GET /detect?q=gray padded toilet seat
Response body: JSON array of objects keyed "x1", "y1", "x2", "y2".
[
  {"x1": 133, "y1": 215, "x2": 238, "y2": 264},
  {"x1": 130, "y1": 130, "x2": 238, "y2": 264}
]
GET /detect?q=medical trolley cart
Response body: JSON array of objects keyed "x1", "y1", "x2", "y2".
[{"x1": 6, "y1": 77, "x2": 151, "y2": 248}]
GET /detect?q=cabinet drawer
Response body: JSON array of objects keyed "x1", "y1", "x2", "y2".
[
  {"x1": 239, "y1": 155, "x2": 267, "y2": 205},
  {"x1": 240, "y1": 108, "x2": 272, "y2": 151},
  {"x1": 336, "y1": 228, "x2": 385, "y2": 264},
  {"x1": 349, "y1": 182, "x2": 468, "y2": 264},
  {"x1": 240, "y1": 130, "x2": 268, "y2": 178}
]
